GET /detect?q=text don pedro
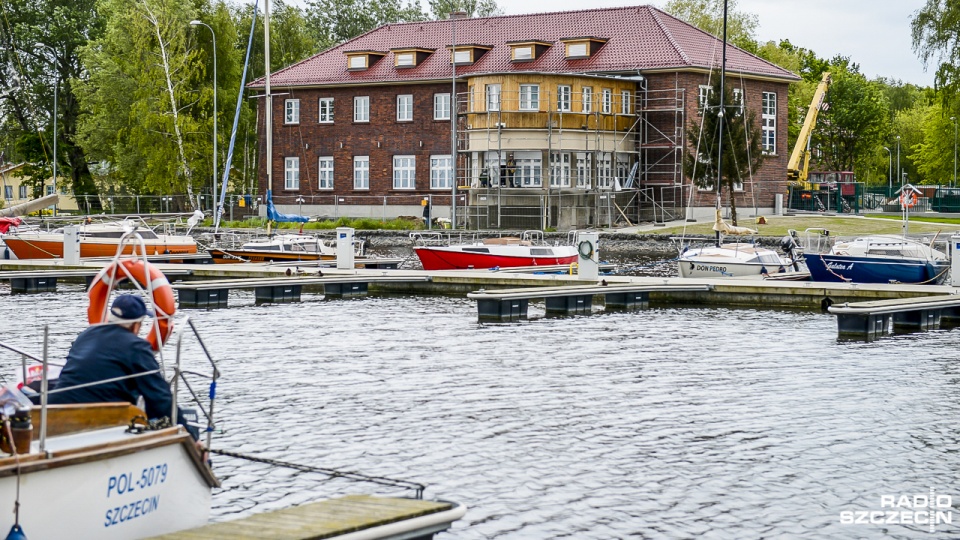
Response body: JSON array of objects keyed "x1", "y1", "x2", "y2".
[{"x1": 104, "y1": 463, "x2": 168, "y2": 527}]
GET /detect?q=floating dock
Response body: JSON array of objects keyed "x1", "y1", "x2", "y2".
[{"x1": 149, "y1": 495, "x2": 466, "y2": 540}]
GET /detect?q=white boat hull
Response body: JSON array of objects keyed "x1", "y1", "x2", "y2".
[{"x1": 0, "y1": 428, "x2": 211, "y2": 540}]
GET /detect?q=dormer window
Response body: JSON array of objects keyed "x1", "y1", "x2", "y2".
[
  {"x1": 390, "y1": 47, "x2": 435, "y2": 69},
  {"x1": 446, "y1": 44, "x2": 492, "y2": 66},
  {"x1": 345, "y1": 50, "x2": 387, "y2": 71},
  {"x1": 559, "y1": 37, "x2": 608, "y2": 59},
  {"x1": 506, "y1": 41, "x2": 552, "y2": 63}
]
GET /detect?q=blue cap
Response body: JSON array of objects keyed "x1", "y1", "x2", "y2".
[{"x1": 109, "y1": 294, "x2": 151, "y2": 322}]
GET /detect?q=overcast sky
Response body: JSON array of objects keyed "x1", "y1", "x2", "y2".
[{"x1": 499, "y1": 0, "x2": 935, "y2": 87}]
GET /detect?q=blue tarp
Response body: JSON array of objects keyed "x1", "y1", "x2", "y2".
[{"x1": 265, "y1": 190, "x2": 309, "y2": 223}]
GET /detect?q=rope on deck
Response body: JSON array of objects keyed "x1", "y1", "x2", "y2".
[{"x1": 210, "y1": 448, "x2": 426, "y2": 499}]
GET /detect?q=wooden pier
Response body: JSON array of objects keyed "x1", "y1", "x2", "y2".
[
  {"x1": 467, "y1": 282, "x2": 712, "y2": 321},
  {"x1": 828, "y1": 295, "x2": 960, "y2": 340},
  {"x1": 173, "y1": 275, "x2": 431, "y2": 308},
  {"x1": 149, "y1": 495, "x2": 466, "y2": 540}
]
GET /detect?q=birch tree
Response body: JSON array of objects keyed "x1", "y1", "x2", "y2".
[{"x1": 76, "y1": 0, "x2": 206, "y2": 210}]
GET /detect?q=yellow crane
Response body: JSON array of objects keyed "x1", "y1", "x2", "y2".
[{"x1": 787, "y1": 72, "x2": 831, "y2": 190}]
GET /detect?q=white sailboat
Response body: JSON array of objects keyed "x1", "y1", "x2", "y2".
[{"x1": 677, "y1": 1, "x2": 805, "y2": 280}]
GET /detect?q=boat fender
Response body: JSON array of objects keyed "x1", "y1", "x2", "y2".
[
  {"x1": 577, "y1": 240, "x2": 594, "y2": 259},
  {"x1": 87, "y1": 259, "x2": 176, "y2": 351},
  {"x1": 5, "y1": 524, "x2": 27, "y2": 540}
]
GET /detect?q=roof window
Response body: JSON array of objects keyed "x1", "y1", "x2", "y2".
[
  {"x1": 559, "y1": 37, "x2": 608, "y2": 59},
  {"x1": 506, "y1": 41, "x2": 552, "y2": 63},
  {"x1": 390, "y1": 47, "x2": 435, "y2": 69},
  {"x1": 445, "y1": 44, "x2": 493, "y2": 66},
  {"x1": 345, "y1": 50, "x2": 387, "y2": 71}
]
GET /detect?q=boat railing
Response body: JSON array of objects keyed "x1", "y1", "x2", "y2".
[
  {"x1": 409, "y1": 231, "x2": 479, "y2": 246},
  {"x1": 171, "y1": 317, "x2": 220, "y2": 455}
]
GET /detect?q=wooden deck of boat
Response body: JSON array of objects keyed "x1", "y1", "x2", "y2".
[{"x1": 151, "y1": 495, "x2": 460, "y2": 540}]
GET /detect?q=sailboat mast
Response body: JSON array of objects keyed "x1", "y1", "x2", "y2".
[
  {"x1": 715, "y1": 0, "x2": 728, "y2": 247},
  {"x1": 264, "y1": 0, "x2": 272, "y2": 197}
]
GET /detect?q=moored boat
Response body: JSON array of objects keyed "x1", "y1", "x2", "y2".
[
  {"x1": 411, "y1": 230, "x2": 580, "y2": 270},
  {"x1": 207, "y1": 233, "x2": 362, "y2": 264},
  {"x1": 2, "y1": 218, "x2": 197, "y2": 259},
  {"x1": 800, "y1": 232, "x2": 950, "y2": 284}
]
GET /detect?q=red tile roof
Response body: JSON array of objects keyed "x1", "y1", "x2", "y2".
[{"x1": 252, "y1": 5, "x2": 798, "y2": 88}]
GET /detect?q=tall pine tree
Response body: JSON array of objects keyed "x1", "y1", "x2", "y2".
[{"x1": 684, "y1": 72, "x2": 764, "y2": 225}]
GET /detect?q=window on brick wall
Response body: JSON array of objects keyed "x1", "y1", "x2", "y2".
[
  {"x1": 284, "y1": 99, "x2": 299, "y2": 124},
  {"x1": 393, "y1": 155, "x2": 415, "y2": 189},
  {"x1": 762, "y1": 91, "x2": 776, "y2": 154},
  {"x1": 434, "y1": 93, "x2": 450, "y2": 120},
  {"x1": 354, "y1": 156, "x2": 369, "y2": 190},
  {"x1": 354, "y1": 96, "x2": 369, "y2": 122},
  {"x1": 319, "y1": 98, "x2": 334, "y2": 123},
  {"x1": 284, "y1": 157, "x2": 299, "y2": 189},
  {"x1": 397, "y1": 94, "x2": 413, "y2": 121},
  {"x1": 430, "y1": 155, "x2": 452, "y2": 189},
  {"x1": 318, "y1": 157, "x2": 334, "y2": 189}
]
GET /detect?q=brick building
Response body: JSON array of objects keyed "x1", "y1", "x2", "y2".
[{"x1": 252, "y1": 5, "x2": 799, "y2": 229}]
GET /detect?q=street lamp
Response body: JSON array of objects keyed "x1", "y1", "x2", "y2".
[
  {"x1": 952, "y1": 116, "x2": 957, "y2": 188},
  {"x1": 896, "y1": 136, "x2": 901, "y2": 192},
  {"x1": 190, "y1": 20, "x2": 217, "y2": 212},
  {"x1": 882, "y1": 146, "x2": 892, "y2": 191},
  {"x1": 296, "y1": 196, "x2": 304, "y2": 216}
]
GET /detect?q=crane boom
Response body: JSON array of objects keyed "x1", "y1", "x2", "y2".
[{"x1": 787, "y1": 72, "x2": 831, "y2": 189}]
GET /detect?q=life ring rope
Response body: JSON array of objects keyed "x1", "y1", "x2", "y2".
[
  {"x1": 577, "y1": 240, "x2": 594, "y2": 259},
  {"x1": 88, "y1": 258, "x2": 175, "y2": 351}
]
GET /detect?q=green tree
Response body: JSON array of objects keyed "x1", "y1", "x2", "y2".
[
  {"x1": 909, "y1": 102, "x2": 954, "y2": 185},
  {"x1": 428, "y1": 0, "x2": 501, "y2": 19},
  {"x1": 684, "y1": 73, "x2": 764, "y2": 224},
  {"x1": 662, "y1": 0, "x2": 759, "y2": 53},
  {"x1": 814, "y1": 67, "x2": 889, "y2": 177},
  {"x1": 76, "y1": 0, "x2": 207, "y2": 209},
  {"x1": 306, "y1": 0, "x2": 427, "y2": 47},
  {"x1": 912, "y1": 0, "x2": 960, "y2": 103},
  {"x1": 0, "y1": 0, "x2": 104, "y2": 199}
]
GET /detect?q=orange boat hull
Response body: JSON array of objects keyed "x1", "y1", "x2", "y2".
[{"x1": 3, "y1": 238, "x2": 197, "y2": 259}]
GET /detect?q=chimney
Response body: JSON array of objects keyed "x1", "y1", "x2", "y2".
[{"x1": 450, "y1": 11, "x2": 468, "y2": 19}]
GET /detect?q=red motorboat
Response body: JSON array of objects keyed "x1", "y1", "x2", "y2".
[{"x1": 411, "y1": 230, "x2": 580, "y2": 270}]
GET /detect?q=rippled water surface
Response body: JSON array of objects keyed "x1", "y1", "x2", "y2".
[{"x1": 2, "y1": 278, "x2": 960, "y2": 539}]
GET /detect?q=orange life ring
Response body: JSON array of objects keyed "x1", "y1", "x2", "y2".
[
  {"x1": 900, "y1": 192, "x2": 918, "y2": 208},
  {"x1": 87, "y1": 259, "x2": 175, "y2": 351}
]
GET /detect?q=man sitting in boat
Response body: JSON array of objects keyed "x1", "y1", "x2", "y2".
[{"x1": 48, "y1": 294, "x2": 198, "y2": 439}]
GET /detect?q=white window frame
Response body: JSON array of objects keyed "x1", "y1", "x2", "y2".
[
  {"x1": 550, "y1": 152, "x2": 572, "y2": 188},
  {"x1": 284, "y1": 157, "x2": 300, "y2": 190},
  {"x1": 397, "y1": 94, "x2": 413, "y2": 121},
  {"x1": 484, "y1": 151, "x2": 505, "y2": 186},
  {"x1": 621, "y1": 90, "x2": 631, "y2": 115},
  {"x1": 519, "y1": 84, "x2": 539, "y2": 111},
  {"x1": 453, "y1": 50, "x2": 471, "y2": 63},
  {"x1": 393, "y1": 155, "x2": 416, "y2": 189},
  {"x1": 353, "y1": 156, "x2": 369, "y2": 190},
  {"x1": 318, "y1": 156, "x2": 334, "y2": 190},
  {"x1": 698, "y1": 85, "x2": 712, "y2": 114},
  {"x1": 567, "y1": 42, "x2": 588, "y2": 57},
  {"x1": 434, "y1": 93, "x2": 451, "y2": 120},
  {"x1": 319, "y1": 98, "x2": 334, "y2": 123},
  {"x1": 762, "y1": 91, "x2": 777, "y2": 154},
  {"x1": 354, "y1": 96, "x2": 370, "y2": 123},
  {"x1": 513, "y1": 46, "x2": 532, "y2": 60},
  {"x1": 601, "y1": 89, "x2": 612, "y2": 114},
  {"x1": 284, "y1": 99, "x2": 300, "y2": 124},
  {"x1": 597, "y1": 152, "x2": 613, "y2": 189},
  {"x1": 557, "y1": 85, "x2": 571, "y2": 112},
  {"x1": 576, "y1": 152, "x2": 592, "y2": 188},
  {"x1": 430, "y1": 155, "x2": 452, "y2": 189},
  {"x1": 396, "y1": 53, "x2": 414, "y2": 66},
  {"x1": 514, "y1": 151, "x2": 542, "y2": 188},
  {"x1": 582, "y1": 87, "x2": 593, "y2": 113},
  {"x1": 348, "y1": 56, "x2": 366, "y2": 69},
  {"x1": 486, "y1": 84, "x2": 501, "y2": 112},
  {"x1": 18, "y1": 185, "x2": 27, "y2": 199}
]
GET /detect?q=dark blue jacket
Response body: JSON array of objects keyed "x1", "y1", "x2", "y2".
[{"x1": 49, "y1": 324, "x2": 174, "y2": 422}]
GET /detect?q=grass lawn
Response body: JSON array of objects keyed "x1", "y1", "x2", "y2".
[{"x1": 643, "y1": 214, "x2": 960, "y2": 237}]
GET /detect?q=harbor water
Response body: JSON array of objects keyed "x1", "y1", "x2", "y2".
[{"x1": 1, "y1": 270, "x2": 959, "y2": 539}]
